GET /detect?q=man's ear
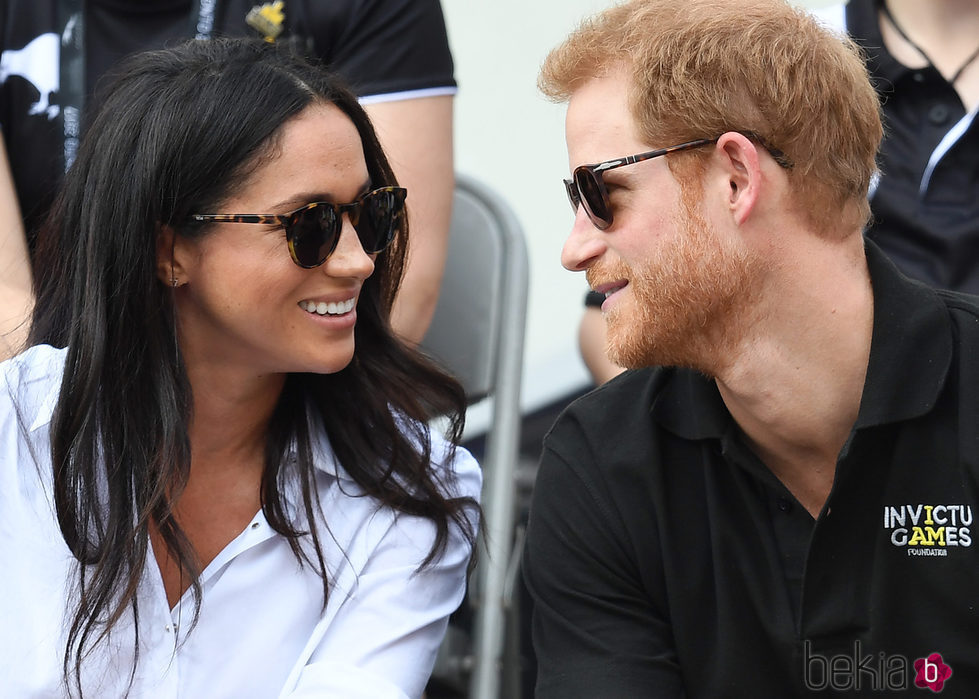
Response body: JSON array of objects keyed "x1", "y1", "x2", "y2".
[
  {"x1": 714, "y1": 131, "x2": 762, "y2": 226},
  {"x1": 155, "y1": 224, "x2": 187, "y2": 287}
]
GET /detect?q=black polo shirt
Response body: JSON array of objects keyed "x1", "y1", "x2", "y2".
[
  {"x1": 524, "y1": 243, "x2": 979, "y2": 697},
  {"x1": 845, "y1": 0, "x2": 979, "y2": 294}
]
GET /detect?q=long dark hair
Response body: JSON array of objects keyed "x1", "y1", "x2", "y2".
[{"x1": 28, "y1": 38, "x2": 475, "y2": 695}]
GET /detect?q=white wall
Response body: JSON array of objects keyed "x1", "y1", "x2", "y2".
[
  {"x1": 442, "y1": 0, "x2": 831, "y2": 416},
  {"x1": 442, "y1": 0, "x2": 613, "y2": 415}
]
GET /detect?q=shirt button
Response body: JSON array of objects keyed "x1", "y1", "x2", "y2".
[
  {"x1": 251, "y1": 522, "x2": 260, "y2": 529},
  {"x1": 913, "y1": 72, "x2": 925, "y2": 83},
  {"x1": 777, "y1": 497, "x2": 793, "y2": 513},
  {"x1": 928, "y1": 104, "x2": 949, "y2": 125}
]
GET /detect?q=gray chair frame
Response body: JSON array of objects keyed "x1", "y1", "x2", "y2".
[{"x1": 421, "y1": 173, "x2": 529, "y2": 699}]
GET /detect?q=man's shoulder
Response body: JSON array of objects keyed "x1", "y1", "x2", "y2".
[
  {"x1": 936, "y1": 289, "x2": 979, "y2": 339},
  {"x1": 936, "y1": 288, "x2": 979, "y2": 313},
  {"x1": 564, "y1": 366, "x2": 669, "y2": 417}
]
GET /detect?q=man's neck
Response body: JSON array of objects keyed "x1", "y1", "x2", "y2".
[{"x1": 713, "y1": 233, "x2": 874, "y2": 517}]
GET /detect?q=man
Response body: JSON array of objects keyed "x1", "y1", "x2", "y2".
[
  {"x1": 523, "y1": 1, "x2": 979, "y2": 696},
  {"x1": 579, "y1": 0, "x2": 979, "y2": 388}
]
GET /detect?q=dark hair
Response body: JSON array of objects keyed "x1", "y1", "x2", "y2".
[{"x1": 28, "y1": 38, "x2": 475, "y2": 695}]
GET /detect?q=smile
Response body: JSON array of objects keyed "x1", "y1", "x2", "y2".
[
  {"x1": 593, "y1": 280, "x2": 628, "y2": 297},
  {"x1": 299, "y1": 298, "x2": 356, "y2": 316}
]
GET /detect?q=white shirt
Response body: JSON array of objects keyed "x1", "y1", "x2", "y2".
[{"x1": 0, "y1": 345, "x2": 481, "y2": 698}]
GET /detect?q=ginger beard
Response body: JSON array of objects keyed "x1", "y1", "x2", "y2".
[{"x1": 591, "y1": 198, "x2": 764, "y2": 375}]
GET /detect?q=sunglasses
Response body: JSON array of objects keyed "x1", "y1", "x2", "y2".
[
  {"x1": 191, "y1": 186, "x2": 407, "y2": 268},
  {"x1": 564, "y1": 134, "x2": 793, "y2": 230}
]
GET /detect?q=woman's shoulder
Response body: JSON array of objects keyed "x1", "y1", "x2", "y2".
[
  {"x1": 0, "y1": 345, "x2": 64, "y2": 521},
  {"x1": 307, "y1": 416, "x2": 481, "y2": 503},
  {"x1": 1, "y1": 344, "x2": 66, "y2": 429},
  {"x1": 429, "y1": 429, "x2": 482, "y2": 502},
  {"x1": 2, "y1": 343, "x2": 67, "y2": 381}
]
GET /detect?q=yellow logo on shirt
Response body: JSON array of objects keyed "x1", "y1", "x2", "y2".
[{"x1": 246, "y1": 1, "x2": 286, "y2": 42}]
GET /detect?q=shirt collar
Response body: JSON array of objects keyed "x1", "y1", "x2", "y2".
[
  {"x1": 306, "y1": 422, "x2": 356, "y2": 483},
  {"x1": 846, "y1": 0, "x2": 914, "y2": 86},
  {"x1": 854, "y1": 240, "x2": 952, "y2": 427},
  {"x1": 23, "y1": 346, "x2": 66, "y2": 432},
  {"x1": 652, "y1": 240, "x2": 953, "y2": 439},
  {"x1": 651, "y1": 369, "x2": 730, "y2": 441},
  {"x1": 29, "y1": 381, "x2": 60, "y2": 432}
]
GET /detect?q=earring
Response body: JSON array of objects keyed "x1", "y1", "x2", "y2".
[{"x1": 170, "y1": 277, "x2": 179, "y2": 288}]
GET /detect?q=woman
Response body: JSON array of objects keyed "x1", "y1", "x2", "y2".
[{"x1": 0, "y1": 38, "x2": 480, "y2": 698}]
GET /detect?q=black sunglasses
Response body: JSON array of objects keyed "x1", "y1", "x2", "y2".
[
  {"x1": 564, "y1": 133, "x2": 792, "y2": 230},
  {"x1": 192, "y1": 186, "x2": 407, "y2": 268}
]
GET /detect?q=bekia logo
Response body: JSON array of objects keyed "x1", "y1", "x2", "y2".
[
  {"x1": 914, "y1": 653, "x2": 953, "y2": 693},
  {"x1": 804, "y1": 642, "x2": 953, "y2": 692}
]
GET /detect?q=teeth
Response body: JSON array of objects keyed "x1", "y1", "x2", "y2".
[
  {"x1": 604, "y1": 283, "x2": 627, "y2": 298},
  {"x1": 300, "y1": 298, "x2": 356, "y2": 315}
]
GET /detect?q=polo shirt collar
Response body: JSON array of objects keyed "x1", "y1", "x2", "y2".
[
  {"x1": 854, "y1": 240, "x2": 951, "y2": 427},
  {"x1": 651, "y1": 368, "x2": 729, "y2": 441},
  {"x1": 652, "y1": 241, "x2": 952, "y2": 439},
  {"x1": 846, "y1": 0, "x2": 912, "y2": 86}
]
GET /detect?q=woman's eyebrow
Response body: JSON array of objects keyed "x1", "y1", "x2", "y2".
[{"x1": 268, "y1": 180, "x2": 373, "y2": 212}]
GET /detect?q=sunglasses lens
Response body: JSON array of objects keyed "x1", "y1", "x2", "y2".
[
  {"x1": 574, "y1": 169, "x2": 612, "y2": 229},
  {"x1": 290, "y1": 205, "x2": 339, "y2": 268},
  {"x1": 285, "y1": 188, "x2": 405, "y2": 268},
  {"x1": 355, "y1": 188, "x2": 405, "y2": 253}
]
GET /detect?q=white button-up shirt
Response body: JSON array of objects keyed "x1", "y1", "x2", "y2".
[{"x1": 0, "y1": 345, "x2": 481, "y2": 698}]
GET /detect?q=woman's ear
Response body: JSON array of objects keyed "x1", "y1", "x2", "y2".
[{"x1": 155, "y1": 224, "x2": 186, "y2": 287}]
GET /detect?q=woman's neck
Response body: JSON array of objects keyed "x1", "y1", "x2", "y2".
[
  {"x1": 183, "y1": 360, "x2": 285, "y2": 471},
  {"x1": 881, "y1": 0, "x2": 979, "y2": 109}
]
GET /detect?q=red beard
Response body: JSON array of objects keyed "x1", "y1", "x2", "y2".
[{"x1": 587, "y1": 201, "x2": 765, "y2": 374}]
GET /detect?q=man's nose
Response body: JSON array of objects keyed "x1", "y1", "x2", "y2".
[{"x1": 561, "y1": 206, "x2": 607, "y2": 272}]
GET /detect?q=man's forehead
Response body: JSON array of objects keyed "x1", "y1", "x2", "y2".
[{"x1": 565, "y1": 71, "x2": 646, "y2": 167}]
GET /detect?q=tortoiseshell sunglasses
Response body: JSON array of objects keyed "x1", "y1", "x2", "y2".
[
  {"x1": 192, "y1": 186, "x2": 407, "y2": 268},
  {"x1": 564, "y1": 134, "x2": 792, "y2": 230}
]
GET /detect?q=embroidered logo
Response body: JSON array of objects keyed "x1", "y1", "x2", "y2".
[
  {"x1": 246, "y1": 1, "x2": 286, "y2": 42},
  {"x1": 914, "y1": 653, "x2": 953, "y2": 693},
  {"x1": 883, "y1": 504, "x2": 973, "y2": 556}
]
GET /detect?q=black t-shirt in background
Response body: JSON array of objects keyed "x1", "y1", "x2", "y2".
[{"x1": 0, "y1": 0, "x2": 456, "y2": 252}]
